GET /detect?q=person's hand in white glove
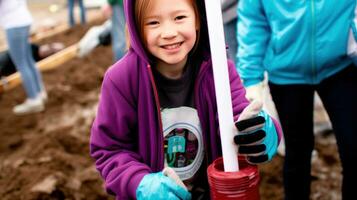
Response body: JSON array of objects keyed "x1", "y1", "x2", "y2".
[
  {"x1": 78, "y1": 20, "x2": 112, "y2": 57},
  {"x1": 245, "y1": 81, "x2": 264, "y2": 103}
]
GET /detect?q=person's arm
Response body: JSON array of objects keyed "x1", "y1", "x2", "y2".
[
  {"x1": 90, "y1": 71, "x2": 191, "y2": 199},
  {"x1": 237, "y1": 0, "x2": 270, "y2": 87},
  {"x1": 90, "y1": 71, "x2": 151, "y2": 199}
]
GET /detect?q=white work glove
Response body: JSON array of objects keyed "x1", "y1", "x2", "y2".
[
  {"x1": 245, "y1": 81, "x2": 264, "y2": 103},
  {"x1": 348, "y1": 5, "x2": 357, "y2": 58},
  {"x1": 348, "y1": 28, "x2": 357, "y2": 57},
  {"x1": 78, "y1": 20, "x2": 112, "y2": 57}
]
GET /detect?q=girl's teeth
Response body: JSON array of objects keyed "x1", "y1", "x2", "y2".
[{"x1": 165, "y1": 43, "x2": 180, "y2": 49}]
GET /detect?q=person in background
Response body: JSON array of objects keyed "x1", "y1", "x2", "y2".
[
  {"x1": 237, "y1": 1, "x2": 357, "y2": 199},
  {"x1": 222, "y1": 0, "x2": 238, "y2": 63},
  {"x1": 90, "y1": 0, "x2": 282, "y2": 199},
  {"x1": 67, "y1": 0, "x2": 86, "y2": 27},
  {"x1": 102, "y1": 0, "x2": 126, "y2": 62},
  {"x1": 0, "y1": 0, "x2": 47, "y2": 115},
  {"x1": 0, "y1": 42, "x2": 64, "y2": 78}
]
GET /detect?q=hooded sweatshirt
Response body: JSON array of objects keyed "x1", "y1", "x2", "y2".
[{"x1": 90, "y1": 0, "x2": 282, "y2": 199}]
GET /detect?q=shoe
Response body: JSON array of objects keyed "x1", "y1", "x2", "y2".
[
  {"x1": 13, "y1": 96, "x2": 44, "y2": 115},
  {"x1": 39, "y1": 90, "x2": 48, "y2": 102}
]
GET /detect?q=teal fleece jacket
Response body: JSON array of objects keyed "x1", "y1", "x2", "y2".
[{"x1": 237, "y1": 0, "x2": 356, "y2": 86}]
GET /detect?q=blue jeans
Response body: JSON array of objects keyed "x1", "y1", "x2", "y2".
[
  {"x1": 111, "y1": 4, "x2": 126, "y2": 62},
  {"x1": 6, "y1": 26, "x2": 44, "y2": 99},
  {"x1": 68, "y1": 0, "x2": 86, "y2": 27},
  {"x1": 224, "y1": 18, "x2": 238, "y2": 64},
  {"x1": 269, "y1": 65, "x2": 357, "y2": 200}
]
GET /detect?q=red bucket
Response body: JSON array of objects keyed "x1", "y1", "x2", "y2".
[{"x1": 207, "y1": 157, "x2": 260, "y2": 200}]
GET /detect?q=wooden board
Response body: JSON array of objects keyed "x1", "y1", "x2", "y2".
[
  {"x1": 0, "y1": 44, "x2": 78, "y2": 93},
  {"x1": 30, "y1": 24, "x2": 69, "y2": 43}
]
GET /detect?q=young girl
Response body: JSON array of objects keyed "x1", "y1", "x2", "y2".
[{"x1": 90, "y1": 0, "x2": 282, "y2": 199}]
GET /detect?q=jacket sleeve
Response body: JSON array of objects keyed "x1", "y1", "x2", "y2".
[
  {"x1": 237, "y1": 0, "x2": 270, "y2": 87},
  {"x1": 90, "y1": 72, "x2": 151, "y2": 199},
  {"x1": 228, "y1": 60, "x2": 250, "y2": 119}
]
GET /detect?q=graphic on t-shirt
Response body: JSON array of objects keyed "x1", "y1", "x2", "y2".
[{"x1": 161, "y1": 107, "x2": 204, "y2": 181}]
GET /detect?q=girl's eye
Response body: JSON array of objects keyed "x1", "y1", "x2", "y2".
[
  {"x1": 146, "y1": 21, "x2": 159, "y2": 26},
  {"x1": 175, "y1": 15, "x2": 186, "y2": 21}
]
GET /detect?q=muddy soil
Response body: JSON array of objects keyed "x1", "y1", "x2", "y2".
[{"x1": 0, "y1": 21, "x2": 342, "y2": 200}]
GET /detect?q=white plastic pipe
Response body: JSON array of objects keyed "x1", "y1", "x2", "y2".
[{"x1": 204, "y1": 0, "x2": 239, "y2": 172}]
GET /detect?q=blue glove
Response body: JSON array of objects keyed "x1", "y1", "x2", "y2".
[
  {"x1": 136, "y1": 172, "x2": 191, "y2": 200},
  {"x1": 234, "y1": 101, "x2": 278, "y2": 164}
]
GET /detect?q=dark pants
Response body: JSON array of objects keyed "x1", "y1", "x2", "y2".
[{"x1": 269, "y1": 65, "x2": 357, "y2": 200}]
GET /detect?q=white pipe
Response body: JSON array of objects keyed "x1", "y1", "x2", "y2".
[{"x1": 204, "y1": 0, "x2": 239, "y2": 172}]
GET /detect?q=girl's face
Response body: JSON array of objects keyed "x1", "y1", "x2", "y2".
[{"x1": 143, "y1": 0, "x2": 198, "y2": 68}]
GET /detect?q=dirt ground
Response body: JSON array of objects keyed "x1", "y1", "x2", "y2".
[{"x1": 0, "y1": 21, "x2": 342, "y2": 200}]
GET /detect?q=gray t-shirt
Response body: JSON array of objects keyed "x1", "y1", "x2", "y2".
[
  {"x1": 152, "y1": 62, "x2": 209, "y2": 197},
  {"x1": 152, "y1": 61, "x2": 196, "y2": 108}
]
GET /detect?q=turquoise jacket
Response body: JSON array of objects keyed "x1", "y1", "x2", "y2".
[{"x1": 237, "y1": 0, "x2": 356, "y2": 87}]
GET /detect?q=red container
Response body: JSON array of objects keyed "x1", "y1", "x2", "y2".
[{"x1": 207, "y1": 157, "x2": 260, "y2": 200}]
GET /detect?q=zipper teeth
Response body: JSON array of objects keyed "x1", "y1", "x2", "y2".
[
  {"x1": 311, "y1": 0, "x2": 316, "y2": 83},
  {"x1": 147, "y1": 64, "x2": 164, "y2": 170}
]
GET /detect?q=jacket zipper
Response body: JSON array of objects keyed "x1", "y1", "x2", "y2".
[
  {"x1": 310, "y1": 0, "x2": 316, "y2": 83},
  {"x1": 147, "y1": 64, "x2": 165, "y2": 171}
]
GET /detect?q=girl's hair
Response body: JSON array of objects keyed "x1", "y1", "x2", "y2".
[{"x1": 134, "y1": 0, "x2": 201, "y2": 54}]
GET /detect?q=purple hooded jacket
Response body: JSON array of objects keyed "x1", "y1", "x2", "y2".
[{"x1": 90, "y1": 0, "x2": 282, "y2": 199}]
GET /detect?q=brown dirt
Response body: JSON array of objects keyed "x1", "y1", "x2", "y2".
[
  {"x1": 0, "y1": 20, "x2": 114, "y2": 200},
  {"x1": 0, "y1": 21, "x2": 342, "y2": 200}
]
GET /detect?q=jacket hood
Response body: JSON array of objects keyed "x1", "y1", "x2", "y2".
[{"x1": 123, "y1": 0, "x2": 210, "y2": 64}]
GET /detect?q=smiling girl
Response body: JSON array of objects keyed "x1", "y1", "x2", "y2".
[{"x1": 90, "y1": 0, "x2": 281, "y2": 199}]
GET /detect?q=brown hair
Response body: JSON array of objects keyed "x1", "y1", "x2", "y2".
[{"x1": 133, "y1": 0, "x2": 201, "y2": 53}]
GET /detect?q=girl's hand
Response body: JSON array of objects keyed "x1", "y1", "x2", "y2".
[
  {"x1": 163, "y1": 167, "x2": 187, "y2": 190},
  {"x1": 234, "y1": 100, "x2": 279, "y2": 164},
  {"x1": 136, "y1": 172, "x2": 191, "y2": 200}
]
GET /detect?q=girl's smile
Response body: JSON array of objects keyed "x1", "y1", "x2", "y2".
[{"x1": 161, "y1": 42, "x2": 183, "y2": 51}]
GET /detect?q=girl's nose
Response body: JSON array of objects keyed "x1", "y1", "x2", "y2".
[{"x1": 161, "y1": 24, "x2": 178, "y2": 39}]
